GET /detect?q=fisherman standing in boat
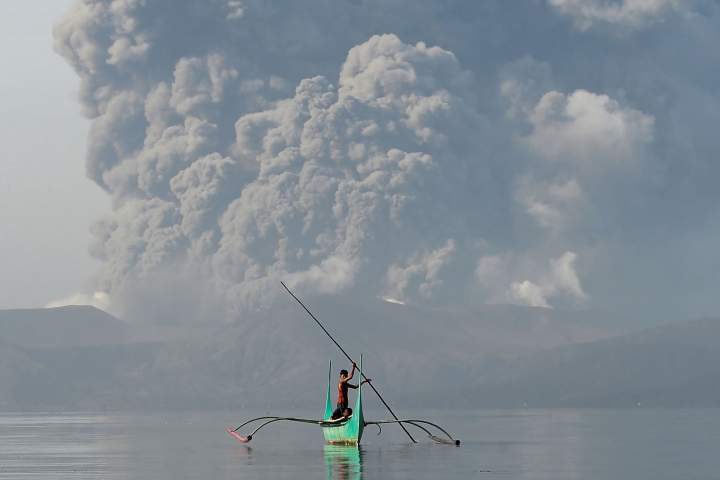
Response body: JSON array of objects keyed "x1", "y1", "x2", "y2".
[{"x1": 331, "y1": 362, "x2": 371, "y2": 419}]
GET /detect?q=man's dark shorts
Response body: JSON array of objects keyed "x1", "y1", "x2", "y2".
[{"x1": 331, "y1": 404, "x2": 347, "y2": 419}]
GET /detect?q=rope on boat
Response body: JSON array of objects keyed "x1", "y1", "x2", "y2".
[{"x1": 363, "y1": 419, "x2": 460, "y2": 446}]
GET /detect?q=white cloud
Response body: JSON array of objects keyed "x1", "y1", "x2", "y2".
[
  {"x1": 383, "y1": 239, "x2": 456, "y2": 303},
  {"x1": 549, "y1": 0, "x2": 684, "y2": 30},
  {"x1": 499, "y1": 57, "x2": 554, "y2": 120},
  {"x1": 522, "y1": 89, "x2": 654, "y2": 167},
  {"x1": 226, "y1": 1, "x2": 245, "y2": 20},
  {"x1": 548, "y1": 251, "x2": 587, "y2": 301},
  {"x1": 516, "y1": 177, "x2": 584, "y2": 233},
  {"x1": 500, "y1": 63, "x2": 655, "y2": 171},
  {"x1": 502, "y1": 66, "x2": 655, "y2": 240},
  {"x1": 509, "y1": 280, "x2": 551, "y2": 308},
  {"x1": 476, "y1": 251, "x2": 588, "y2": 308}
]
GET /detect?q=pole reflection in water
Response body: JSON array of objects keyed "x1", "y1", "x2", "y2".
[{"x1": 324, "y1": 445, "x2": 363, "y2": 480}]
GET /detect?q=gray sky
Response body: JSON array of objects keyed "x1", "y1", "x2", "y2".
[
  {"x1": 0, "y1": 1, "x2": 106, "y2": 308},
  {"x1": 2, "y1": 1, "x2": 719, "y2": 327}
]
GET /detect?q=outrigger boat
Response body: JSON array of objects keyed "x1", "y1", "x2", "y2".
[
  {"x1": 227, "y1": 358, "x2": 458, "y2": 445},
  {"x1": 226, "y1": 283, "x2": 460, "y2": 446},
  {"x1": 228, "y1": 359, "x2": 366, "y2": 445}
]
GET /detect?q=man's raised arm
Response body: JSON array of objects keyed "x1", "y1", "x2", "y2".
[{"x1": 342, "y1": 362, "x2": 357, "y2": 382}]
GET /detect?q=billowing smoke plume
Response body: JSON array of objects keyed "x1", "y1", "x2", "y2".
[{"x1": 54, "y1": 1, "x2": 720, "y2": 322}]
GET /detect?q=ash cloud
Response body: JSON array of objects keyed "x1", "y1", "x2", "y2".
[{"x1": 54, "y1": 0, "x2": 720, "y2": 323}]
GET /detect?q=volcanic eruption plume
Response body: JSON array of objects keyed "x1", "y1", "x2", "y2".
[{"x1": 57, "y1": 0, "x2": 702, "y2": 321}]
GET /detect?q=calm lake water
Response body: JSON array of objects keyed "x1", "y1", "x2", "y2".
[{"x1": 1, "y1": 409, "x2": 719, "y2": 479}]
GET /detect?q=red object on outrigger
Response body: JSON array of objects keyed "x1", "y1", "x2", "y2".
[{"x1": 226, "y1": 427, "x2": 251, "y2": 443}]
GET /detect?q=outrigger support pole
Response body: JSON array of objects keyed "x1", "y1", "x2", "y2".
[{"x1": 280, "y1": 281, "x2": 417, "y2": 444}]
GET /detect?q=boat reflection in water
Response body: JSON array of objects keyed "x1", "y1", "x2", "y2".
[{"x1": 324, "y1": 445, "x2": 363, "y2": 480}]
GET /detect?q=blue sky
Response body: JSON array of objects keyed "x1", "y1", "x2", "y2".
[{"x1": 0, "y1": 1, "x2": 106, "y2": 308}]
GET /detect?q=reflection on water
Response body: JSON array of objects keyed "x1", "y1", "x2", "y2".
[
  {"x1": 2, "y1": 410, "x2": 720, "y2": 479},
  {"x1": 324, "y1": 445, "x2": 362, "y2": 480}
]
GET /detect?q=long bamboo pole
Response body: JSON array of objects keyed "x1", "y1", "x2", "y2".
[{"x1": 280, "y1": 281, "x2": 417, "y2": 443}]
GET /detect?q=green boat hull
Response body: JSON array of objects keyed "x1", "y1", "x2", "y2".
[{"x1": 322, "y1": 358, "x2": 364, "y2": 445}]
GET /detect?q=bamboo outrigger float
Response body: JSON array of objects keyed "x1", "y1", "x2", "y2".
[{"x1": 226, "y1": 283, "x2": 460, "y2": 446}]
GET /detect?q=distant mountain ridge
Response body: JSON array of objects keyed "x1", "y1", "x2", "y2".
[
  {"x1": 0, "y1": 306, "x2": 130, "y2": 347},
  {"x1": 0, "y1": 302, "x2": 717, "y2": 410},
  {"x1": 466, "y1": 316, "x2": 720, "y2": 408}
]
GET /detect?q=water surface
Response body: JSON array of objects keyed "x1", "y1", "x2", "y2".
[{"x1": 1, "y1": 409, "x2": 718, "y2": 479}]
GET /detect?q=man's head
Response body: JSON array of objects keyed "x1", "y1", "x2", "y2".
[{"x1": 339, "y1": 369, "x2": 348, "y2": 379}]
